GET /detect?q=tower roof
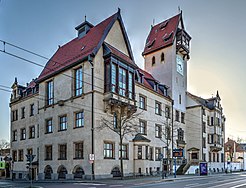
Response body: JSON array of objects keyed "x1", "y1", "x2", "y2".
[{"x1": 142, "y1": 13, "x2": 182, "y2": 56}]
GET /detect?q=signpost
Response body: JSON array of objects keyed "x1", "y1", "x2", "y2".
[
  {"x1": 25, "y1": 154, "x2": 35, "y2": 188},
  {"x1": 173, "y1": 149, "x2": 183, "y2": 178},
  {"x1": 89, "y1": 154, "x2": 95, "y2": 180}
]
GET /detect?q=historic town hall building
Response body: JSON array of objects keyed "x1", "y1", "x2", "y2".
[{"x1": 10, "y1": 9, "x2": 225, "y2": 179}]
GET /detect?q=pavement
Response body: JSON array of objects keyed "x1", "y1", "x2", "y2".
[{"x1": 1, "y1": 172, "x2": 233, "y2": 185}]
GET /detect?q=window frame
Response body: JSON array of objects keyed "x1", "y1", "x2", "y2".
[
  {"x1": 29, "y1": 126, "x2": 35, "y2": 139},
  {"x1": 74, "y1": 67, "x2": 83, "y2": 96},
  {"x1": 139, "y1": 95, "x2": 147, "y2": 110},
  {"x1": 74, "y1": 111, "x2": 84, "y2": 128},
  {"x1": 46, "y1": 80, "x2": 54, "y2": 106},
  {"x1": 58, "y1": 144, "x2": 67, "y2": 160},
  {"x1": 139, "y1": 119, "x2": 147, "y2": 135},
  {"x1": 155, "y1": 124, "x2": 162, "y2": 138},
  {"x1": 20, "y1": 128, "x2": 26, "y2": 140},
  {"x1": 13, "y1": 130, "x2": 17, "y2": 141},
  {"x1": 46, "y1": 119, "x2": 53, "y2": 134},
  {"x1": 59, "y1": 115, "x2": 68, "y2": 131},
  {"x1": 74, "y1": 142, "x2": 83, "y2": 159},
  {"x1": 155, "y1": 101, "x2": 162, "y2": 115},
  {"x1": 103, "y1": 141, "x2": 114, "y2": 159},
  {"x1": 45, "y1": 145, "x2": 52, "y2": 160},
  {"x1": 119, "y1": 144, "x2": 128, "y2": 160}
]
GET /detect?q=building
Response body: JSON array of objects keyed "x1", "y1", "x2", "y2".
[
  {"x1": 225, "y1": 138, "x2": 246, "y2": 171},
  {"x1": 186, "y1": 92, "x2": 226, "y2": 173},
  {"x1": 9, "y1": 9, "x2": 225, "y2": 179}
]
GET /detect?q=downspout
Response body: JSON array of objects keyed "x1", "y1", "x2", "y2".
[
  {"x1": 88, "y1": 55, "x2": 95, "y2": 179},
  {"x1": 201, "y1": 106, "x2": 204, "y2": 161},
  {"x1": 171, "y1": 99, "x2": 174, "y2": 175}
]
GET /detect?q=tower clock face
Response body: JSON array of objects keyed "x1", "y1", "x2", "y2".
[{"x1": 176, "y1": 55, "x2": 184, "y2": 76}]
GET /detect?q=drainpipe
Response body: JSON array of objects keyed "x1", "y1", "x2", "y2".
[
  {"x1": 171, "y1": 99, "x2": 174, "y2": 175},
  {"x1": 201, "y1": 106, "x2": 204, "y2": 161},
  {"x1": 88, "y1": 55, "x2": 94, "y2": 180}
]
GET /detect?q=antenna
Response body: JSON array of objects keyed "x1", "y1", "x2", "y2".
[{"x1": 85, "y1": 14, "x2": 87, "y2": 22}]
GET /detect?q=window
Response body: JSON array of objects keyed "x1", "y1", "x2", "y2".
[
  {"x1": 21, "y1": 107, "x2": 25, "y2": 119},
  {"x1": 207, "y1": 116, "x2": 210, "y2": 125},
  {"x1": 119, "y1": 67, "x2": 126, "y2": 96},
  {"x1": 202, "y1": 137, "x2": 206, "y2": 148},
  {"x1": 59, "y1": 115, "x2": 67, "y2": 131},
  {"x1": 46, "y1": 119, "x2": 53, "y2": 133},
  {"x1": 155, "y1": 148, "x2": 161, "y2": 161},
  {"x1": 111, "y1": 63, "x2": 116, "y2": 93},
  {"x1": 75, "y1": 67, "x2": 83, "y2": 96},
  {"x1": 213, "y1": 153, "x2": 216, "y2": 162},
  {"x1": 152, "y1": 56, "x2": 155, "y2": 66},
  {"x1": 13, "y1": 130, "x2": 17, "y2": 141},
  {"x1": 138, "y1": 146, "x2": 142, "y2": 159},
  {"x1": 155, "y1": 124, "x2": 162, "y2": 138},
  {"x1": 161, "y1": 53, "x2": 165, "y2": 62},
  {"x1": 74, "y1": 142, "x2": 83, "y2": 159},
  {"x1": 18, "y1": 150, "x2": 24, "y2": 161},
  {"x1": 139, "y1": 95, "x2": 146, "y2": 110},
  {"x1": 45, "y1": 145, "x2": 52, "y2": 160},
  {"x1": 165, "y1": 106, "x2": 170, "y2": 118},
  {"x1": 20, "y1": 128, "x2": 26, "y2": 140},
  {"x1": 46, "y1": 80, "x2": 54, "y2": 105},
  {"x1": 209, "y1": 152, "x2": 211, "y2": 162},
  {"x1": 113, "y1": 113, "x2": 118, "y2": 129},
  {"x1": 211, "y1": 117, "x2": 214, "y2": 126},
  {"x1": 59, "y1": 144, "x2": 67, "y2": 160},
  {"x1": 104, "y1": 142, "x2": 114, "y2": 159},
  {"x1": 12, "y1": 150, "x2": 17, "y2": 162},
  {"x1": 29, "y1": 126, "x2": 35, "y2": 139},
  {"x1": 217, "y1": 153, "x2": 219, "y2": 162},
  {"x1": 177, "y1": 128, "x2": 184, "y2": 141},
  {"x1": 145, "y1": 146, "x2": 149, "y2": 160},
  {"x1": 11, "y1": 110, "x2": 18, "y2": 121},
  {"x1": 149, "y1": 147, "x2": 153, "y2": 160},
  {"x1": 139, "y1": 120, "x2": 147, "y2": 135},
  {"x1": 175, "y1": 110, "x2": 180, "y2": 121},
  {"x1": 119, "y1": 144, "x2": 128, "y2": 159},
  {"x1": 202, "y1": 122, "x2": 206, "y2": 133},
  {"x1": 75, "y1": 111, "x2": 84, "y2": 128},
  {"x1": 30, "y1": 104, "x2": 34, "y2": 116},
  {"x1": 221, "y1": 153, "x2": 224, "y2": 162},
  {"x1": 166, "y1": 126, "x2": 171, "y2": 140},
  {"x1": 128, "y1": 72, "x2": 133, "y2": 99},
  {"x1": 181, "y1": 112, "x2": 185, "y2": 123},
  {"x1": 27, "y1": 148, "x2": 33, "y2": 155},
  {"x1": 155, "y1": 101, "x2": 161, "y2": 115},
  {"x1": 208, "y1": 134, "x2": 214, "y2": 144}
]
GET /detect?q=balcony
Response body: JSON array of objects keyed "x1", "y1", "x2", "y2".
[
  {"x1": 104, "y1": 92, "x2": 137, "y2": 114},
  {"x1": 176, "y1": 140, "x2": 186, "y2": 148},
  {"x1": 176, "y1": 28, "x2": 191, "y2": 56},
  {"x1": 210, "y1": 143, "x2": 222, "y2": 152}
]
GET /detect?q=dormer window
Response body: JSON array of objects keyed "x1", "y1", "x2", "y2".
[
  {"x1": 152, "y1": 56, "x2": 155, "y2": 66},
  {"x1": 161, "y1": 53, "x2": 165, "y2": 62},
  {"x1": 159, "y1": 21, "x2": 169, "y2": 30},
  {"x1": 147, "y1": 39, "x2": 155, "y2": 48},
  {"x1": 163, "y1": 32, "x2": 173, "y2": 42},
  {"x1": 75, "y1": 21, "x2": 94, "y2": 39}
]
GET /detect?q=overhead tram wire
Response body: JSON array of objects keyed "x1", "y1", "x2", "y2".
[
  {"x1": 0, "y1": 40, "x2": 104, "y2": 82},
  {"x1": 0, "y1": 49, "x2": 105, "y2": 91}
]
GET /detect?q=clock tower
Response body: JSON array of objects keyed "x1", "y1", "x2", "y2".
[{"x1": 142, "y1": 12, "x2": 191, "y2": 148}]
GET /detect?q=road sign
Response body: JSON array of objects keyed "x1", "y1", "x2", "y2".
[
  {"x1": 173, "y1": 149, "x2": 183, "y2": 157},
  {"x1": 25, "y1": 154, "x2": 36, "y2": 162},
  {"x1": 89, "y1": 154, "x2": 95, "y2": 161}
]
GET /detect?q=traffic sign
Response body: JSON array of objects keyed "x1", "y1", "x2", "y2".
[
  {"x1": 25, "y1": 154, "x2": 36, "y2": 162},
  {"x1": 89, "y1": 154, "x2": 95, "y2": 161},
  {"x1": 173, "y1": 149, "x2": 183, "y2": 157}
]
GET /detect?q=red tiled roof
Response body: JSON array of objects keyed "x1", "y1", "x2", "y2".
[
  {"x1": 142, "y1": 13, "x2": 181, "y2": 56},
  {"x1": 137, "y1": 68, "x2": 168, "y2": 96},
  {"x1": 38, "y1": 12, "x2": 119, "y2": 82},
  {"x1": 104, "y1": 42, "x2": 137, "y2": 67}
]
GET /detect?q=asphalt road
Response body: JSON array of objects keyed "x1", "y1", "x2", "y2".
[{"x1": 1, "y1": 173, "x2": 246, "y2": 188}]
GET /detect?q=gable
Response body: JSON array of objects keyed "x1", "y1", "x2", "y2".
[{"x1": 104, "y1": 20, "x2": 130, "y2": 57}]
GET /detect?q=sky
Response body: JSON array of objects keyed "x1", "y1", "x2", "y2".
[{"x1": 0, "y1": 0, "x2": 246, "y2": 142}]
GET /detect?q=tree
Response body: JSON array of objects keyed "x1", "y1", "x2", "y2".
[
  {"x1": 98, "y1": 104, "x2": 141, "y2": 179},
  {"x1": 0, "y1": 139, "x2": 10, "y2": 155}
]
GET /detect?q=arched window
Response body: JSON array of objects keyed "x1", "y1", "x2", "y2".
[
  {"x1": 152, "y1": 56, "x2": 155, "y2": 66},
  {"x1": 161, "y1": 53, "x2": 164, "y2": 62}
]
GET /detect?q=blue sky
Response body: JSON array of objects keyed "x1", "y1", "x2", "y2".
[{"x1": 1, "y1": 0, "x2": 246, "y2": 141}]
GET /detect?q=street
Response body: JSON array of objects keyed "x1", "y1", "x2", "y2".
[{"x1": 1, "y1": 173, "x2": 246, "y2": 188}]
